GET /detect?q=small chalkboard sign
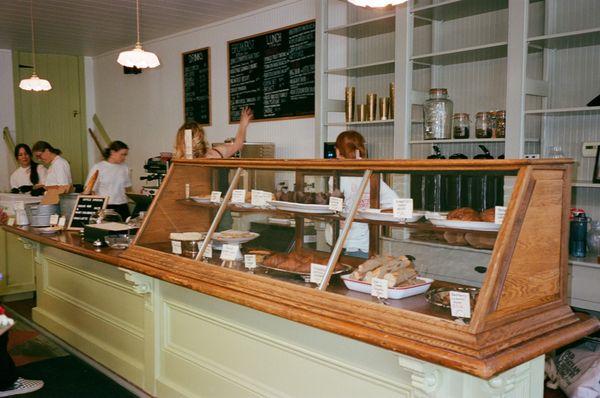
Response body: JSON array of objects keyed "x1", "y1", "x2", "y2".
[
  {"x1": 183, "y1": 47, "x2": 211, "y2": 126},
  {"x1": 67, "y1": 195, "x2": 108, "y2": 231},
  {"x1": 228, "y1": 20, "x2": 315, "y2": 123}
]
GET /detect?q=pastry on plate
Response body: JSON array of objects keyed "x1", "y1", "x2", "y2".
[{"x1": 447, "y1": 207, "x2": 482, "y2": 221}]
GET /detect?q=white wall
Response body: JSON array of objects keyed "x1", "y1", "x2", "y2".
[
  {"x1": 0, "y1": 49, "x2": 16, "y2": 192},
  {"x1": 93, "y1": 0, "x2": 316, "y2": 190}
]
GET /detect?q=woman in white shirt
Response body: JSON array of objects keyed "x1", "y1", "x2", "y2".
[
  {"x1": 31, "y1": 141, "x2": 72, "y2": 187},
  {"x1": 85, "y1": 141, "x2": 132, "y2": 220},
  {"x1": 332, "y1": 131, "x2": 399, "y2": 259},
  {"x1": 10, "y1": 144, "x2": 47, "y2": 195}
]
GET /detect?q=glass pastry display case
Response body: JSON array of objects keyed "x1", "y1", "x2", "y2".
[{"x1": 123, "y1": 158, "x2": 598, "y2": 378}]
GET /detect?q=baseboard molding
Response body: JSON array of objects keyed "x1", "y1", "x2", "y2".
[
  {"x1": 5, "y1": 305, "x2": 151, "y2": 398},
  {"x1": 0, "y1": 291, "x2": 34, "y2": 302}
]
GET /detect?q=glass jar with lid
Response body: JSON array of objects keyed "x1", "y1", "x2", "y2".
[
  {"x1": 452, "y1": 113, "x2": 470, "y2": 139},
  {"x1": 475, "y1": 112, "x2": 493, "y2": 138},
  {"x1": 494, "y1": 110, "x2": 506, "y2": 138},
  {"x1": 423, "y1": 88, "x2": 453, "y2": 140}
]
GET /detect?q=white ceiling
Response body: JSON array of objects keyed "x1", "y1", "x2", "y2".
[{"x1": 0, "y1": 0, "x2": 285, "y2": 56}]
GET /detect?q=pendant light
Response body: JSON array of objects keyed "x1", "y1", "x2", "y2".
[
  {"x1": 19, "y1": 0, "x2": 52, "y2": 91},
  {"x1": 117, "y1": 0, "x2": 160, "y2": 69},
  {"x1": 348, "y1": 0, "x2": 407, "y2": 7}
]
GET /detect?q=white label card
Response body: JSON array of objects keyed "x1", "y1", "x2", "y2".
[
  {"x1": 220, "y1": 244, "x2": 240, "y2": 261},
  {"x1": 7, "y1": 218, "x2": 15, "y2": 227},
  {"x1": 49, "y1": 214, "x2": 59, "y2": 226},
  {"x1": 310, "y1": 263, "x2": 327, "y2": 284},
  {"x1": 393, "y1": 198, "x2": 414, "y2": 219},
  {"x1": 371, "y1": 277, "x2": 389, "y2": 299},
  {"x1": 328, "y1": 196, "x2": 344, "y2": 212},
  {"x1": 210, "y1": 191, "x2": 222, "y2": 203},
  {"x1": 244, "y1": 254, "x2": 257, "y2": 269},
  {"x1": 171, "y1": 240, "x2": 182, "y2": 255},
  {"x1": 251, "y1": 190, "x2": 268, "y2": 207},
  {"x1": 58, "y1": 217, "x2": 67, "y2": 228},
  {"x1": 495, "y1": 206, "x2": 507, "y2": 224},
  {"x1": 185, "y1": 184, "x2": 190, "y2": 199},
  {"x1": 450, "y1": 291, "x2": 471, "y2": 318},
  {"x1": 203, "y1": 242, "x2": 212, "y2": 259},
  {"x1": 14, "y1": 201, "x2": 25, "y2": 211},
  {"x1": 231, "y1": 189, "x2": 246, "y2": 204},
  {"x1": 184, "y1": 129, "x2": 193, "y2": 159}
]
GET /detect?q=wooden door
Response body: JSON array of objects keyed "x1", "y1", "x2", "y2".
[{"x1": 13, "y1": 52, "x2": 88, "y2": 184}]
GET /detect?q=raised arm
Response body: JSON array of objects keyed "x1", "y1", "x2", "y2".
[{"x1": 207, "y1": 107, "x2": 253, "y2": 159}]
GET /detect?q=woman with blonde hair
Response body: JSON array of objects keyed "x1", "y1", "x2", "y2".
[{"x1": 174, "y1": 107, "x2": 253, "y2": 159}]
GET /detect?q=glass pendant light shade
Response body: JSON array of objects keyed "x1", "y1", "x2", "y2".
[
  {"x1": 117, "y1": 0, "x2": 160, "y2": 69},
  {"x1": 19, "y1": 74, "x2": 52, "y2": 91},
  {"x1": 20, "y1": 0, "x2": 52, "y2": 92},
  {"x1": 348, "y1": 0, "x2": 407, "y2": 6},
  {"x1": 117, "y1": 43, "x2": 160, "y2": 68}
]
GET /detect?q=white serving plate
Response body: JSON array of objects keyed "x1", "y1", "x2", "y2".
[
  {"x1": 212, "y1": 231, "x2": 260, "y2": 244},
  {"x1": 424, "y1": 211, "x2": 448, "y2": 220},
  {"x1": 267, "y1": 200, "x2": 333, "y2": 214},
  {"x1": 341, "y1": 275, "x2": 434, "y2": 299},
  {"x1": 430, "y1": 219, "x2": 500, "y2": 231},
  {"x1": 190, "y1": 197, "x2": 220, "y2": 204},
  {"x1": 33, "y1": 226, "x2": 62, "y2": 235},
  {"x1": 358, "y1": 209, "x2": 425, "y2": 223}
]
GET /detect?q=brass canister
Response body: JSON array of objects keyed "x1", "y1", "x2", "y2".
[
  {"x1": 356, "y1": 104, "x2": 368, "y2": 122},
  {"x1": 389, "y1": 83, "x2": 395, "y2": 119},
  {"x1": 379, "y1": 97, "x2": 390, "y2": 120},
  {"x1": 345, "y1": 87, "x2": 355, "y2": 122},
  {"x1": 366, "y1": 93, "x2": 377, "y2": 121}
]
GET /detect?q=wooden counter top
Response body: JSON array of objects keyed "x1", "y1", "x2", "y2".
[{"x1": 4, "y1": 224, "x2": 598, "y2": 379}]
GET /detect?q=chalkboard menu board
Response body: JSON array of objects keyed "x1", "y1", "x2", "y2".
[
  {"x1": 228, "y1": 21, "x2": 315, "y2": 122},
  {"x1": 183, "y1": 47, "x2": 211, "y2": 125},
  {"x1": 67, "y1": 195, "x2": 108, "y2": 231}
]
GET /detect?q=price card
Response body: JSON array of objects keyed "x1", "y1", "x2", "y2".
[
  {"x1": 495, "y1": 206, "x2": 507, "y2": 224},
  {"x1": 449, "y1": 291, "x2": 471, "y2": 318},
  {"x1": 203, "y1": 242, "x2": 213, "y2": 259},
  {"x1": 171, "y1": 240, "x2": 182, "y2": 255},
  {"x1": 58, "y1": 217, "x2": 67, "y2": 228},
  {"x1": 244, "y1": 254, "x2": 257, "y2": 269},
  {"x1": 310, "y1": 263, "x2": 327, "y2": 284},
  {"x1": 371, "y1": 278, "x2": 389, "y2": 299},
  {"x1": 210, "y1": 191, "x2": 222, "y2": 203},
  {"x1": 231, "y1": 189, "x2": 246, "y2": 204},
  {"x1": 7, "y1": 218, "x2": 15, "y2": 227},
  {"x1": 393, "y1": 198, "x2": 413, "y2": 219},
  {"x1": 49, "y1": 214, "x2": 59, "y2": 226},
  {"x1": 220, "y1": 244, "x2": 240, "y2": 261},
  {"x1": 251, "y1": 190, "x2": 267, "y2": 207},
  {"x1": 14, "y1": 201, "x2": 25, "y2": 211},
  {"x1": 328, "y1": 196, "x2": 344, "y2": 212}
]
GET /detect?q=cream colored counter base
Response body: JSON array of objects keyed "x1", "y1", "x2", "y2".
[{"x1": 33, "y1": 244, "x2": 544, "y2": 398}]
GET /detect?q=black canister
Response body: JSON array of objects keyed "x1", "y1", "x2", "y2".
[
  {"x1": 569, "y1": 209, "x2": 588, "y2": 258},
  {"x1": 471, "y1": 145, "x2": 494, "y2": 211},
  {"x1": 411, "y1": 146, "x2": 446, "y2": 211},
  {"x1": 447, "y1": 153, "x2": 468, "y2": 209}
]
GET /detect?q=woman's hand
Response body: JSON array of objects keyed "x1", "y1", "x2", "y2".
[{"x1": 239, "y1": 107, "x2": 254, "y2": 128}]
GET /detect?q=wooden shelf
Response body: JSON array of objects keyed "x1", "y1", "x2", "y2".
[
  {"x1": 326, "y1": 120, "x2": 394, "y2": 127},
  {"x1": 326, "y1": 14, "x2": 395, "y2": 38},
  {"x1": 570, "y1": 255, "x2": 600, "y2": 268},
  {"x1": 525, "y1": 106, "x2": 600, "y2": 116},
  {"x1": 410, "y1": 138, "x2": 506, "y2": 144},
  {"x1": 572, "y1": 181, "x2": 600, "y2": 188},
  {"x1": 411, "y1": 0, "x2": 542, "y2": 22},
  {"x1": 326, "y1": 60, "x2": 395, "y2": 77},
  {"x1": 411, "y1": 42, "x2": 508, "y2": 68},
  {"x1": 528, "y1": 27, "x2": 600, "y2": 50}
]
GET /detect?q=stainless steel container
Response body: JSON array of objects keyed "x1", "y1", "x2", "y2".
[
  {"x1": 366, "y1": 93, "x2": 377, "y2": 121},
  {"x1": 389, "y1": 83, "x2": 395, "y2": 120},
  {"x1": 356, "y1": 104, "x2": 368, "y2": 122},
  {"x1": 345, "y1": 87, "x2": 355, "y2": 122},
  {"x1": 25, "y1": 203, "x2": 60, "y2": 227},
  {"x1": 59, "y1": 193, "x2": 79, "y2": 219},
  {"x1": 379, "y1": 97, "x2": 390, "y2": 120}
]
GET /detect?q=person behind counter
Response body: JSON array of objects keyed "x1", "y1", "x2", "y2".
[
  {"x1": 31, "y1": 141, "x2": 72, "y2": 187},
  {"x1": 332, "y1": 130, "x2": 399, "y2": 258},
  {"x1": 85, "y1": 141, "x2": 132, "y2": 220},
  {"x1": 174, "y1": 107, "x2": 253, "y2": 159},
  {"x1": 10, "y1": 144, "x2": 47, "y2": 195}
]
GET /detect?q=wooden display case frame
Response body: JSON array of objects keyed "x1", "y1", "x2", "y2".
[{"x1": 122, "y1": 158, "x2": 599, "y2": 379}]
